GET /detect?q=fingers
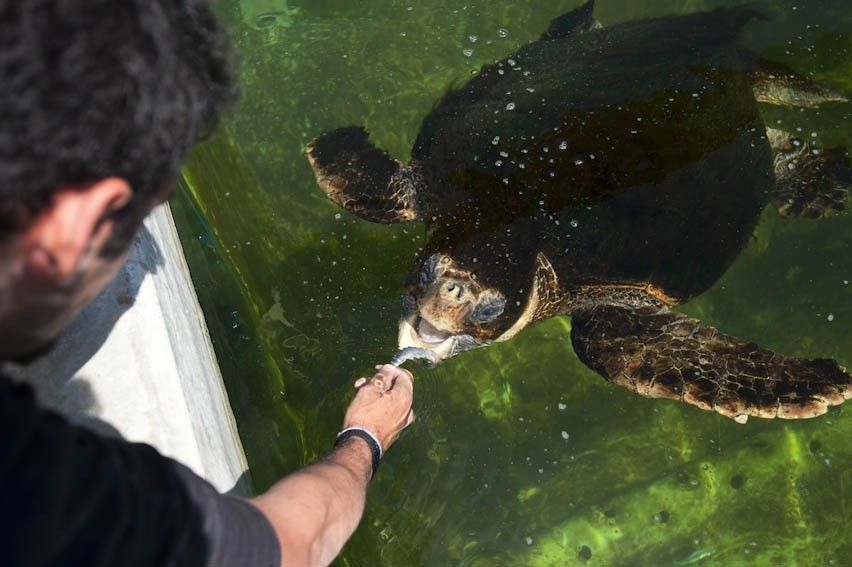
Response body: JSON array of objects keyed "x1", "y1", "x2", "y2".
[
  {"x1": 356, "y1": 365, "x2": 414, "y2": 396},
  {"x1": 377, "y1": 363, "x2": 414, "y2": 380},
  {"x1": 389, "y1": 369, "x2": 414, "y2": 398},
  {"x1": 371, "y1": 376, "x2": 388, "y2": 392},
  {"x1": 344, "y1": 364, "x2": 417, "y2": 452},
  {"x1": 353, "y1": 373, "x2": 394, "y2": 393},
  {"x1": 351, "y1": 364, "x2": 415, "y2": 412},
  {"x1": 376, "y1": 365, "x2": 414, "y2": 391}
]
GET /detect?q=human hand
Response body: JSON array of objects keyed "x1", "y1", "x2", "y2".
[{"x1": 343, "y1": 364, "x2": 415, "y2": 452}]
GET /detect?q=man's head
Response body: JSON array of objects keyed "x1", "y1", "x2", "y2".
[{"x1": 0, "y1": 0, "x2": 236, "y2": 360}]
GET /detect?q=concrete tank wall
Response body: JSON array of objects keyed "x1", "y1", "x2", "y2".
[{"x1": 5, "y1": 204, "x2": 249, "y2": 495}]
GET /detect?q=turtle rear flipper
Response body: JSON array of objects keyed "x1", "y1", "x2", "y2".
[
  {"x1": 751, "y1": 58, "x2": 847, "y2": 108},
  {"x1": 767, "y1": 128, "x2": 850, "y2": 219},
  {"x1": 307, "y1": 126, "x2": 421, "y2": 223},
  {"x1": 571, "y1": 305, "x2": 851, "y2": 422}
]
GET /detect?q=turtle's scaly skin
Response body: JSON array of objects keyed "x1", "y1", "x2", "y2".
[
  {"x1": 572, "y1": 306, "x2": 852, "y2": 422},
  {"x1": 307, "y1": 126, "x2": 421, "y2": 223},
  {"x1": 767, "y1": 128, "x2": 851, "y2": 218}
]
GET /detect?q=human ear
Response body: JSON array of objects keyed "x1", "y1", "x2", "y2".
[
  {"x1": 470, "y1": 290, "x2": 506, "y2": 324},
  {"x1": 25, "y1": 177, "x2": 132, "y2": 283}
]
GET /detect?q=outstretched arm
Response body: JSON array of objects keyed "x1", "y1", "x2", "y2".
[{"x1": 250, "y1": 365, "x2": 415, "y2": 567}]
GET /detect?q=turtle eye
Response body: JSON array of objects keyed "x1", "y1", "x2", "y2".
[
  {"x1": 420, "y1": 254, "x2": 446, "y2": 285},
  {"x1": 470, "y1": 292, "x2": 506, "y2": 324}
]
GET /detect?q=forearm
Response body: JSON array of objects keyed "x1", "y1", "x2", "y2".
[{"x1": 250, "y1": 437, "x2": 373, "y2": 567}]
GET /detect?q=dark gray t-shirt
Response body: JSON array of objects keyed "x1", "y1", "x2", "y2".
[{"x1": 0, "y1": 375, "x2": 280, "y2": 566}]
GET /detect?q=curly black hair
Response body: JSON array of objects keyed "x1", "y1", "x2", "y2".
[{"x1": 0, "y1": 0, "x2": 236, "y2": 246}]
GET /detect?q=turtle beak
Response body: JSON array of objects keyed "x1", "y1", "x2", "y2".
[
  {"x1": 396, "y1": 312, "x2": 484, "y2": 363},
  {"x1": 397, "y1": 313, "x2": 459, "y2": 363}
]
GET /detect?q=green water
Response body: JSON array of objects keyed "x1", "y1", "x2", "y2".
[{"x1": 171, "y1": 1, "x2": 852, "y2": 565}]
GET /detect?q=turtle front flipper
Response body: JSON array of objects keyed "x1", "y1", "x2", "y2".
[
  {"x1": 307, "y1": 126, "x2": 422, "y2": 223},
  {"x1": 767, "y1": 128, "x2": 850, "y2": 219},
  {"x1": 571, "y1": 305, "x2": 851, "y2": 422}
]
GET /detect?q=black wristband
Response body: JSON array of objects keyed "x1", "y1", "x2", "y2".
[{"x1": 334, "y1": 427, "x2": 382, "y2": 480}]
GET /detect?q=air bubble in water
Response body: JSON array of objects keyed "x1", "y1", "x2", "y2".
[
  {"x1": 497, "y1": 28, "x2": 509, "y2": 38},
  {"x1": 463, "y1": 48, "x2": 473, "y2": 57},
  {"x1": 506, "y1": 102, "x2": 516, "y2": 111}
]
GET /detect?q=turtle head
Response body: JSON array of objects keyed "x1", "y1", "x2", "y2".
[{"x1": 397, "y1": 253, "x2": 521, "y2": 363}]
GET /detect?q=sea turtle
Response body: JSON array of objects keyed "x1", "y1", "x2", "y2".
[{"x1": 307, "y1": 1, "x2": 852, "y2": 422}]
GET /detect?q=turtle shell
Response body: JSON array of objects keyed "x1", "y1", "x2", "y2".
[{"x1": 411, "y1": 7, "x2": 773, "y2": 302}]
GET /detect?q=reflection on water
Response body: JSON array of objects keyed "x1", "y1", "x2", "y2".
[{"x1": 174, "y1": 0, "x2": 852, "y2": 564}]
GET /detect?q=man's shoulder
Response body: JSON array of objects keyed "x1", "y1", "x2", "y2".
[{"x1": 0, "y1": 371, "x2": 279, "y2": 567}]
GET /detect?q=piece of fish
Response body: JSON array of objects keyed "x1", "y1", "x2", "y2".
[{"x1": 389, "y1": 347, "x2": 438, "y2": 367}]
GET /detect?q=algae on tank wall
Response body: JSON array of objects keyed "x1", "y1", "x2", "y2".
[{"x1": 175, "y1": 1, "x2": 852, "y2": 565}]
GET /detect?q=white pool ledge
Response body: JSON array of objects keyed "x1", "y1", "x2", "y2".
[{"x1": 6, "y1": 204, "x2": 249, "y2": 495}]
